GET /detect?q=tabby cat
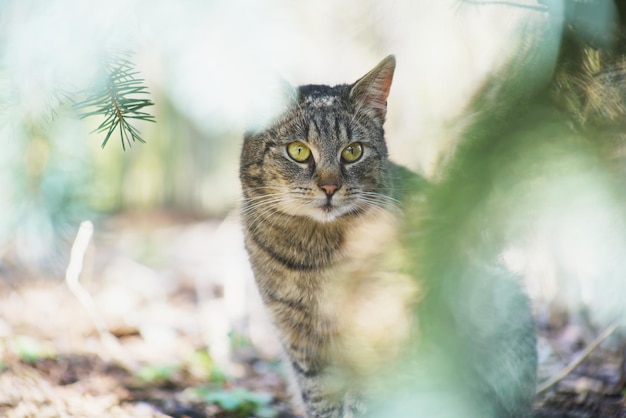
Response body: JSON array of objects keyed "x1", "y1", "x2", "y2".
[{"x1": 239, "y1": 56, "x2": 537, "y2": 417}]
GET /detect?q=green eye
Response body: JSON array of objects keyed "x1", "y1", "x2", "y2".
[
  {"x1": 341, "y1": 142, "x2": 363, "y2": 163},
  {"x1": 286, "y1": 141, "x2": 311, "y2": 162}
]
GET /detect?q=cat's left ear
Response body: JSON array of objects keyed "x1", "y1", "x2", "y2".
[
  {"x1": 350, "y1": 55, "x2": 396, "y2": 122},
  {"x1": 247, "y1": 74, "x2": 298, "y2": 131}
]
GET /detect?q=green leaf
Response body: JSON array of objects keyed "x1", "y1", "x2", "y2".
[
  {"x1": 204, "y1": 390, "x2": 243, "y2": 411},
  {"x1": 195, "y1": 388, "x2": 276, "y2": 417},
  {"x1": 256, "y1": 406, "x2": 279, "y2": 418},
  {"x1": 14, "y1": 336, "x2": 56, "y2": 363},
  {"x1": 136, "y1": 363, "x2": 180, "y2": 383}
]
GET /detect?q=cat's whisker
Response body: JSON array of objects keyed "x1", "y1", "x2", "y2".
[
  {"x1": 244, "y1": 186, "x2": 287, "y2": 192},
  {"x1": 240, "y1": 192, "x2": 301, "y2": 210},
  {"x1": 241, "y1": 195, "x2": 310, "y2": 232},
  {"x1": 346, "y1": 190, "x2": 403, "y2": 212},
  {"x1": 242, "y1": 194, "x2": 290, "y2": 205},
  {"x1": 360, "y1": 194, "x2": 403, "y2": 210},
  {"x1": 241, "y1": 198, "x2": 290, "y2": 216},
  {"x1": 356, "y1": 201, "x2": 400, "y2": 219},
  {"x1": 242, "y1": 188, "x2": 292, "y2": 196},
  {"x1": 244, "y1": 203, "x2": 286, "y2": 233},
  {"x1": 240, "y1": 204, "x2": 286, "y2": 225}
]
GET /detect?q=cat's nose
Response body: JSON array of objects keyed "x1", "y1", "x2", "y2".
[{"x1": 319, "y1": 183, "x2": 339, "y2": 197}]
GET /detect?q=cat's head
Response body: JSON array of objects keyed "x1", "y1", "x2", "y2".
[{"x1": 240, "y1": 55, "x2": 396, "y2": 223}]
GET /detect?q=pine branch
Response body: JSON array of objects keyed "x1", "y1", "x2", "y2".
[{"x1": 75, "y1": 51, "x2": 156, "y2": 150}]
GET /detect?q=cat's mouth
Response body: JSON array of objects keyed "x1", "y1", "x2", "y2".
[
  {"x1": 320, "y1": 198, "x2": 334, "y2": 210},
  {"x1": 314, "y1": 206, "x2": 343, "y2": 222},
  {"x1": 283, "y1": 194, "x2": 357, "y2": 223},
  {"x1": 320, "y1": 203, "x2": 335, "y2": 214},
  {"x1": 314, "y1": 199, "x2": 336, "y2": 215},
  {"x1": 313, "y1": 198, "x2": 359, "y2": 222}
]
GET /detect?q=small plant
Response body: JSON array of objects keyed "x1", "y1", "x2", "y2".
[
  {"x1": 187, "y1": 348, "x2": 218, "y2": 381},
  {"x1": 13, "y1": 336, "x2": 56, "y2": 363},
  {"x1": 136, "y1": 363, "x2": 181, "y2": 385},
  {"x1": 191, "y1": 387, "x2": 278, "y2": 418}
]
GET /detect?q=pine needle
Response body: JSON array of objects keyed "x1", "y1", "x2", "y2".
[{"x1": 75, "y1": 51, "x2": 156, "y2": 150}]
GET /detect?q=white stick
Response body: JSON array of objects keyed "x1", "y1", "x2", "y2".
[{"x1": 65, "y1": 221, "x2": 128, "y2": 366}]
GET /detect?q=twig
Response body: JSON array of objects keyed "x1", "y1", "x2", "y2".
[
  {"x1": 65, "y1": 221, "x2": 130, "y2": 367},
  {"x1": 460, "y1": 0, "x2": 548, "y2": 12},
  {"x1": 608, "y1": 342, "x2": 626, "y2": 395},
  {"x1": 536, "y1": 322, "x2": 620, "y2": 395}
]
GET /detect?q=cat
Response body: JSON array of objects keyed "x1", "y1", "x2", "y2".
[{"x1": 239, "y1": 55, "x2": 537, "y2": 418}]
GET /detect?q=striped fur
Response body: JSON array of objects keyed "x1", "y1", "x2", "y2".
[{"x1": 240, "y1": 56, "x2": 399, "y2": 417}]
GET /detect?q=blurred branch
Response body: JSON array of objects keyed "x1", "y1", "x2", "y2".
[
  {"x1": 75, "y1": 51, "x2": 156, "y2": 150},
  {"x1": 460, "y1": 0, "x2": 548, "y2": 12}
]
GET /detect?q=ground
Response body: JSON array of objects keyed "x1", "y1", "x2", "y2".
[{"x1": 0, "y1": 212, "x2": 624, "y2": 417}]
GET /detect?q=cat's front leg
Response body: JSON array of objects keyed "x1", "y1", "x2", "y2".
[{"x1": 289, "y1": 361, "x2": 365, "y2": 418}]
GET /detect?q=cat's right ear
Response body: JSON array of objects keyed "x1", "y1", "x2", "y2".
[{"x1": 350, "y1": 55, "x2": 396, "y2": 123}]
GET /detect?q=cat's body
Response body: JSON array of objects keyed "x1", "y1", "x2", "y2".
[
  {"x1": 239, "y1": 56, "x2": 537, "y2": 417},
  {"x1": 240, "y1": 58, "x2": 401, "y2": 416}
]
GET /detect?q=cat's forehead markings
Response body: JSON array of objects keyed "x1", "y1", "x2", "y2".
[{"x1": 304, "y1": 95, "x2": 336, "y2": 107}]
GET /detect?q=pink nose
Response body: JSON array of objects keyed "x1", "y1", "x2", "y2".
[{"x1": 320, "y1": 184, "x2": 338, "y2": 196}]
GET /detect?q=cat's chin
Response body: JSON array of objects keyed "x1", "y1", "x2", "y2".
[
  {"x1": 303, "y1": 204, "x2": 361, "y2": 223},
  {"x1": 308, "y1": 212, "x2": 342, "y2": 223}
]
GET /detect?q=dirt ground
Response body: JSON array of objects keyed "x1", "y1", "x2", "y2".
[{"x1": 0, "y1": 212, "x2": 624, "y2": 417}]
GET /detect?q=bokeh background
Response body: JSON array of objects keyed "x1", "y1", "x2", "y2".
[
  {"x1": 1, "y1": 0, "x2": 625, "y2": 416},
  {"x1": 0, "y1": 0, "x2": 551, "y2": 268}
]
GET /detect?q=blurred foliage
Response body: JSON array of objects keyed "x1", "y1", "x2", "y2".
[
  {"x1": 187, "y1": 348, "x2": 216, "y2": 381},
  {"x1": 0, "y1": 111, "x2": 94, "y2": 271},
  {"x1": 13, "y1": 335, "x2": 57, "y2": 363},
  {"x1": 0, "y1": 58, "x2": 238, "y2": 271},
  {"x1": 135, "y1": 349, "x2": 228, "y2": 387},
  {"x1": 190, "y1": 387, "x2": 277, "y2": 418},
  {"x1": 136, "y1": 363, "x2": 182, "y2": 385},
  {"x1": 366, "y1": 1, "x2": 626, "y2": 416}
]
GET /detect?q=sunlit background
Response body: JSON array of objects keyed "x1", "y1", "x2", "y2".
[
  {"x1": 1, "y1": 0, "x2": 625, "y2": 415},
  {"x1": 0, "y1": 0, "x2": 554, "y2": 265}
]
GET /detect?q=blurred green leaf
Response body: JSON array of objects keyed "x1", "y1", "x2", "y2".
[
  {"x1": 194, "y1": 387, "x2": 276, "y2": 417},
  {"x1": 209, "y1": 367, "x2": 228, "y2": 385},
  {"x1": 186, "y1": 348, "x2": 229, "y2": 383},
  {"x1": 14, "y1": 336, "x2": 56, "y2": 363},
  {"x1": 136, "y1": 363, "x2": 180, "y2": 384}
]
